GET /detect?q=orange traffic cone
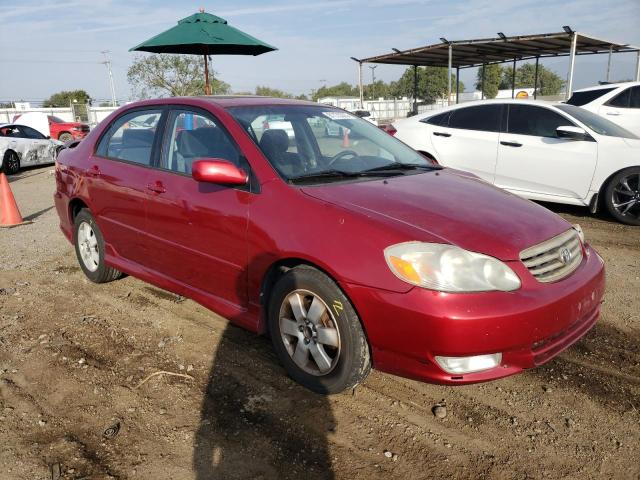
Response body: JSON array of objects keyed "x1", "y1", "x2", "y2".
[
  {"x1": 0, "y1": 172, "x2": 30, "y2": 228},
  {"x1": 342, "y1": 128, "x2": 350, "y2": 148}
]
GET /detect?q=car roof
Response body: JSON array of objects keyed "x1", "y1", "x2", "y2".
[
  {"x1": 190, "y1": 95, "x2": 321, "y2": 108},
  {"x1": 572, "y1": 81, "x2": 640, "y2": 93}
]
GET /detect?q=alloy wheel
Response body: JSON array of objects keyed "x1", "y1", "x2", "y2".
[
  {"x1": 612, "y1": 173, "x2": 640, "y2": 221},
  {"x1": 5, "y1": 152, "x2": 19, "y2": 175},
  {"x1": 278, "y1": 289, "x2": 341, "y2": 376},
  {"x1": 77, "y1": 221, "x2": 100, "y2": 272}
]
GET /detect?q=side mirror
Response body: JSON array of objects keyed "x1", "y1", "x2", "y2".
[
  {"x1": 192, "y1": 159, "x2": 248, "y2": 185},
  {"x1": 556, "y1": 125, "x2": 590, "y2": 141}
]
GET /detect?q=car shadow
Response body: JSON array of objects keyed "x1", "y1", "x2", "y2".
[
  {"x1": 534, "y1": 201, "x2": 616, "y2": 224},
  {"x1": 192, "y1": 248, "x2": 336, "y2": 479}
]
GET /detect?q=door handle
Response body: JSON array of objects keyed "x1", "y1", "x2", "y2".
[
  {"x1": 86, "y1": 165, "x2": 101, "y2": 177},
  {"x1": 606, "y1": 111, "x2": 620, "y2": 116},
  {"x1": 500, "y1": 141, "x2": 523, "y2": 147},
  {"x1": 146, "y1": 181, "x2": 166, "y2": 194},
  {"x1": 433, "y1": 132, "x2": 451, "y2": 137}
]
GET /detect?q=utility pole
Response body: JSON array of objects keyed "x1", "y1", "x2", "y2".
[
  {"x1": 368, "y1": 65, "x2": 377, "y2": 100},
  {"x1": 101, "y1": 50, "x2": 117, "y2": 107}
]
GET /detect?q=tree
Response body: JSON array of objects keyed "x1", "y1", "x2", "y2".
[
  {"x1": 475, "y1": 64, "x2": 502, "y2": 99},
  {"x1": 127, "y1": 54, "x2": 231, "y2": 99},
  {"x1": 311, "y1": 82, "x2": 358, "y2": 101},
  {"x1": 498, "y1": 63, "x2": 564, "y2": 96},
  {"x1": 43, "y1": 89, "x2": 91, "y2": 107},
  {"x1": 255, "y1": 86, "x2": 293, "y2": 98},
  {"x1": 390, "y1": 67, "x2": 462, "y2": 103}
]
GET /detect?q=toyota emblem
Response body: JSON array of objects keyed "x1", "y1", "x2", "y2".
[{"x1": 559, "y1": 248, "x2": 572, "y2": 265}]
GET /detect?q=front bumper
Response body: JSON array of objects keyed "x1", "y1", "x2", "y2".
[{"x1": 346, "y1": 244, "x2": 605, "y2": 385}]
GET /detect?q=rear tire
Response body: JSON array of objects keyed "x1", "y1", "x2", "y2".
[
  {"x1": 268, "y1": 266, "x2": 371, "y2": 394},
  {"x1": 73, "y1": 209, "x2": 122, "y2": 283},
  {"x1": 604, "y1": 167, "x2": 640, "y2": 226},
  {"x1": 2, "y1": 151, "x2": 20, "y2": 175}
]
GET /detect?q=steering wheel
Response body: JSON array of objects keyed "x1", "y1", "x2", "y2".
[{"x1": 327, "y1": 149, "x2": 359, "y2": 167}]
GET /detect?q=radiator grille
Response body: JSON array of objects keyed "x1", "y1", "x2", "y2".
[{"x1": 520, "y1": 229, "x2": 583, "y2": 283}]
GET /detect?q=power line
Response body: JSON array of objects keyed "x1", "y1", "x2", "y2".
[{"x1": 0, "y1": 59, "x2": 102, "y2": 64}]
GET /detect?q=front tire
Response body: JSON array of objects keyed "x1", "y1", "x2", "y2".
[
  {"x1": 268, "y1": 266, "x2": 371, "y2": 394},
  {"x1": 58, "y1": 132, "x2": 73, "y2": 143},
  {"x1": 73, "y1": 209, "x2": 122, "y2": 283},
  {"x1": 2, "y1": 151, "x2": 20, "y2": 175},
  {"x1": 604, "y1": 167, "x2": 640, "y2": 226}
]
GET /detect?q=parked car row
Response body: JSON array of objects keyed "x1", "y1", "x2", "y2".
[
  {"x1": 392, "y1": 98, "x2": 640, "y2": 225},
  {"x1": 54, "y1": 96, "x2": 605, "y2": 394}
]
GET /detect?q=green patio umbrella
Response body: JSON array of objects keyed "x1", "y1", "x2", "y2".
[{"x1": 129, "y1": 9, "x2": 277, "y2": 95}]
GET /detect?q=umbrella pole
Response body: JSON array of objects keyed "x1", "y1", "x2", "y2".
[{"x1": 204, "y1": 54, "x2": 211, "y2": 95}]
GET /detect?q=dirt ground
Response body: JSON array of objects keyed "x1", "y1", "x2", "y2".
[{"x1": 1, "y1": 166, "x2": 639, "y2": 480}]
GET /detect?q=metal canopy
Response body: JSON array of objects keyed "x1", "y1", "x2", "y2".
[
  {"x1": 360, "y1": 31, "x2": 640, "y2": 69},
  {"x1": 354, "y1": 30, "x2": 640, "y2": 112}
]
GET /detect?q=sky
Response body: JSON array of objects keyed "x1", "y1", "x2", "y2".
[{"x1": 0, "y1": 0, "x2": 639, "y2": 104}]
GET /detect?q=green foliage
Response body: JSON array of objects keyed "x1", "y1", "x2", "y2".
[
  {"x1": 127, "y1": 54, "x2": 231, "y2": 98},
  {"x1": 475, "y1": 65, "x2": 502, "y2": 99},
  {"x1": 486, "y1": 63, "x2": 565, "y2": 97},
  {"x1": 43, "y1": 90, "x2": 91, "y2": 107},
  {"x1": 312, "y1": 82, "x2": 358, "y2": 101},
  {"x1": 388, "y1": 67, "x2": 463, "y2": 103}
]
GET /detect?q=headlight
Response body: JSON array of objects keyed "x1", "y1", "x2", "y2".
[{"x1": 384, "y1": 242, "x2": 521, "y2": 292}]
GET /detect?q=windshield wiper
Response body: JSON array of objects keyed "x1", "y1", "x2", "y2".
[
  {"x1": 363, "y1": 162, "x2": 442, "y2": 173},
  {"x1": 288, "y1": 169, "x2": 399, "y2": 184}
]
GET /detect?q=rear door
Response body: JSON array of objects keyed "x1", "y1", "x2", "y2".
[
  {"x1": 495, "y1": 104, "x2": 597, "y2": 200},
  {"x1": 142, "y1": 107, "x2": 251, "y2": 307},
  {"x1": 429, "y1": 104, "x2": 502, "y2": 182},
  {"x1": 89, "y1": 108, "x2": 163, "y2": 264},
  {"x1": 599, "y1": 86, "x2": 640, "y2": 135}
]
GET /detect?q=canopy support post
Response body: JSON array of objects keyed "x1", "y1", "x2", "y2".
[
  {"x1": 606, "y1": 46, "x2": 613, "y2": 82},
  {"x1": 358, "y1": 61, "x2": 364, "y2": 109},
  {"x1": 636, "y1": 51, "x2": 640, "y2": 81},
  {"x1": 413, "y1": 65, "x2": 418, "y2": 115},
  {"x1": 455, "y1": 66, "x2": 460, "y2": 104},
  {"x1": 481, "y1": 63, "x2": 485, "y2": 100},
  {"x1": 511, "y1": 58, "x2": 517, "y2": 98},
  {"x1": 533, "y1": 56, "x2": 539, "y2": 100},
  {"x1": 204, "y1": 54, "x2": 211, "y2": 95},
  {"x1": 447, "y1": 44, "x2": 453, "y2": 105},
  {"x1": 566, "y1": 32, "x2": 578, "y2": 100}
]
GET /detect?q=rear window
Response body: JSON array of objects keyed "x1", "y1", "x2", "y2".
[
  {"x1": 566, "y1": 87, "x2": 616, "y2": 106},
  {"x1": 606, "y1": 87, "x2": 635, "y2": 108}
]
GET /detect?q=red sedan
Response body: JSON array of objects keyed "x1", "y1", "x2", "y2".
[{"x1": 53, "y1": 97, "x2": 605, "y2": 394}]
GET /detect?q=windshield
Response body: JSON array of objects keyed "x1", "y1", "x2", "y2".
[
  {"x1": 49, "y1": 116, "x2": 66, "y2": 123},
  {"x1": 226, "y1": 105, "x2": 433, "y2": 183},
  {"x1": 557, "y1": 104, "x2": 638, "y2": 139},
  {"x1": 566, "y1": 88, "x2": 615, "y2": 106}
]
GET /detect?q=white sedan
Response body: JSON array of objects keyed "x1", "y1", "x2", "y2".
[
  {"x1": 392, "y1": 99, "x2": 640, "y2": 225},
  {"x1": 0, "y1": 123, "x2": 63, "y2": 175},
  {"x1": 567, "y1": 82, "x2": 640, "y2": 136}
]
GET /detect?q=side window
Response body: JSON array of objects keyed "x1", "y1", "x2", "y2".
[
  {"x1": 607, "y1": 88, "x2": 631, "y2": 108},
  {"x1": 19, "y1": 126, "x2": 46, "y2": 139},
  {"x1": 96, "y1": 110, "x2": 161, "y2": 165},
  {"x1": 507, "y1": 105, "x2": 574, "y2": 138},
  {"x1": 630, "y1": 86, "x2": 640, "y2": 108},
  {"x1": 422, "y1": 111, "x2": 450, "y2": 126},
  {"x1": 162, "y1": 110, "x2": 240, "y2": 174},
  {"x1": 566, "y1": 88, "x2": 615, "y2": 106},
  {"x1": 448, "y1": 105, "x2": 501, "y2": 132}
]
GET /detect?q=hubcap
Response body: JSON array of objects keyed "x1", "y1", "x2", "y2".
[
  {"x1": 279, "y1": 289, "x2": 341, "y2": 376},
  {"x1": 77, "y1": 221, "x2": 100, "y2": 272},
  {"x1": 612, "y1": 173, "x2": 640, "y2": 220}
]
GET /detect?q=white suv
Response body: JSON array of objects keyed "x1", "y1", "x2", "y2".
[{"x1": 567, "y1": 82, "x2": 640, "y2": 136}]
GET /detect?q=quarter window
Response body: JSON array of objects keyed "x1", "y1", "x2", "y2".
[
  {"x1": 422, "y1": 111, "x2": 450, "y2": 126},
  {"x1": 97, "y1": 110, "x2": 161, "y2": 165},
  {"x1": 162, "y1": 110, "x2": 241, "y2": 174},
  {"x1": 447, "y1": 105, "x2": 501, "y2": 132},
  {"x1": 607, "y1": 88, "x2": 631, "y2": 108},
  {"x1": 630, "y1": 86, "x2": 640, "y2": 108},
  {"x1": 507, "y1": 105, "x2": 574, "y2": 138}
]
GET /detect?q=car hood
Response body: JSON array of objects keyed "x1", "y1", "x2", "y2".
[{"x1": 300, "y1": 169, "x2": 571, "y2": 261}]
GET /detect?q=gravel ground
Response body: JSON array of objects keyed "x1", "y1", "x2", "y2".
[{"x1": 1, "y1": 166, "x2": 639, "y2": 480}]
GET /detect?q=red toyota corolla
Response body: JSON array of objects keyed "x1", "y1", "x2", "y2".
[{"x1": 54, "y1": 96, "x2": 605, "y2": 394}]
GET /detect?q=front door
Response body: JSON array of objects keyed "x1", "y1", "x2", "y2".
[
  {"x1": 429, "y1": 103, "x2": 502, "y2": 183},
  {"x1": 495, "y1": 104, "x2": 597, "y2": 200},
  {"x1": 142, "y1": 108, "x2": 251, "y2": 307}
]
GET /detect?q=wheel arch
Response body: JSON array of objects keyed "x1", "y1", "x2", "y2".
[
  {"x1": 596, "y1": 165, "x2": 640, "y2": 210},
  {"x1": 257, "y1": 257, "x2": 373, "y2": 354},
  {"x1": 68, "y1": 197, "x2": 89, "y2": 223}
]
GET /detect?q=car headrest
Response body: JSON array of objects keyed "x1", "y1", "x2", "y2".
[
  {"x1": 259, "y1": 129, "x2": 289, "y2": 157},
  {"x1": 122, "y1": 128, "x2": 154, "y2": 147}
]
